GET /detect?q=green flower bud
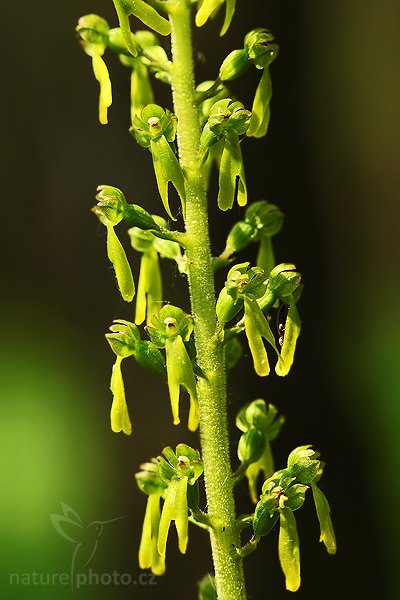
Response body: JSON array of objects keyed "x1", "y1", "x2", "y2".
[
  {"x1": 236, "y1": 401, "x2": 285, "y2": 503},
  {"x1": 219, "y1": 49, "x2": 250, "y2": 82},
  {"x1": 279, "y1": 506, "x2": 301, "y2": 592},
  {"x1": 311, "y1": 483, "x2": 337, "y2": 555},
  {"x1": 287, "y1": 445, "x2": 320, "y2": 484},
  {"x1": 110, "y1": 356, "x2": 132, "y2": 435},
  {"x1": 216, "y1": 287, "x2": 244, "y2": 326},
  {"x1": 106, "y1": 225, "x2": 135, "y2": 301},
  {"x1": 253, "y1": 494, "x2": 279, "y2": 538},
  {"x1": 124, "y1": 203, "x2": 160, "y2": 230},
  {"x1": 76, "y1": 14, "x2": 110, "y2": 51},
  {"x1": 245, "y1": 200, "x2": 284, "y2": 237},
  {"x1": 267, "y1": 263, "x2": 302, "y2": 300},
  {"x1": 237, "y1": 400, "x2": 285, "y2": 437},
  {"x1": 244, "y1": 29, "x2": 278, "y2": 69},
  {"x1": 94, "y1": 185, "x2": 127, "y2": 225},
  {"x1": 223, "y1": 220, "x2": 257, "y2": 257},
  {"x1": 106, "y1": 319, "x2": 140, "y2": 357},
  {"x1": 238, "y1": 427, "x2": 266, "y2": 466},
  {"x1": 207, "y1": 99, "x2": 251, "y2": 139},
  {"x1": 133, "y1": 340, "x2": 166, "y2": 375}
]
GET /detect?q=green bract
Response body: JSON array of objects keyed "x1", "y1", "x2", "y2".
[{"x1": 130, "y1": 104, "x2": 185, "y2": 219}]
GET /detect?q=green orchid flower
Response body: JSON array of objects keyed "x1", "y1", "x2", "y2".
[
  {"x1": 200, "y1": 98, "x2": 251, "y2": 210},
  {"x1": 236, "y1": 400, "x2": 285, "y2": 503},
  {"x1": 130, "y1": 104, "x2": 186, "y2": 219},
  {"x1": 244, "y1": 29, "x2": 279, "y2": 138},
  {"x1": 76, "y1": 15, "x2": 113, "y2": 125},
  {"x1": 156, "y1": 445, "x2": 204, "y2": 556},
  {"x1": 146, "y1": 306, "x2": 199, "y2": 431}
]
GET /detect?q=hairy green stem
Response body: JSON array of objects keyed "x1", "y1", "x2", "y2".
[{"x1": 168, "y1": 1, "x2": 247, "y2": 598}]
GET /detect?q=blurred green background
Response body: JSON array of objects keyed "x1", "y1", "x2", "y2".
[{"x1": 1, "y1": 1, "x2": 400, "y2": 598}]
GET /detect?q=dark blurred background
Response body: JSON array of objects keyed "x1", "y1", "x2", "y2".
[{"x1": 1, "y1": 1, "x2": 400, "y2": 598}]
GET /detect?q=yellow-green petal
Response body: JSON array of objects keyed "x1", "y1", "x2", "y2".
[
  {"x1": 248, "y1": 68, "x2": 272, "y2": 138},
  {"x1": 110, "y1": 356, "x2": 132, "y2": 435},
  {"x1": 92, "y1": 53, "x2": 112, "y2": 125},
  {"x1": 275, "y1": 299, "x2": 301, "y2": 377},
  {"x1": 135, "y1": 250, "x2": 162, "y2": 326},
  {"x1": 107, "y1": 225, "x2": 135, "y2": 302},
  {"x1": 139, "y1": 494, "x2": 165, "y2": 575},
  {"x1": 279, "y1": 507, "x2": 301, "y2": 592},
  {"x1": 311, "y1": 483, "x2": 337, "y2": 555}
]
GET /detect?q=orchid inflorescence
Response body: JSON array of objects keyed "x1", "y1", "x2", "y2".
[{"x1": 76, "y1": 1, "x2": 336, "y2": 596}]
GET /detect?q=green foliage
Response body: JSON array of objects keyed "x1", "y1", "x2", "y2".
[{"x1": 76, "y1": 2, "x2": 336, "y2": 598}]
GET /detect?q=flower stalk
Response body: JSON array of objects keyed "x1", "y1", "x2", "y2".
[{"x1": 168, "y1": 2, "x2": 246, "y2": 597}]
